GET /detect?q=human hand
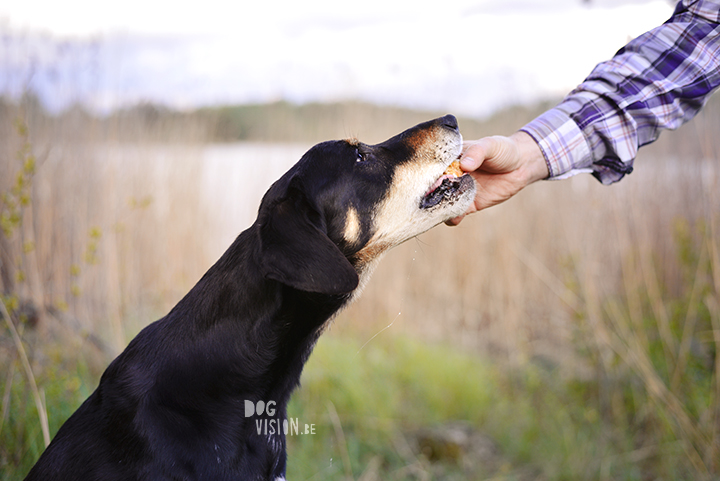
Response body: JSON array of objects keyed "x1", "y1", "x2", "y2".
[{"x1": 446, "y1": 131, "x2": 549, "y2": 226}]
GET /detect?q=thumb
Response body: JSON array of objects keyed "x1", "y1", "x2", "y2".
[
  {"x1": 463, "y1": 136, "x2": 519, "y2": 174},
  {"x1": 459, "y1": 154, "x2": 481, "y2": 172},
  {"x1": 459, "y1": 141, "x2": 490, "y2": 171}
]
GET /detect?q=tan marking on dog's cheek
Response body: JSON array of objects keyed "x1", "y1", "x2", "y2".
[
  {"x1": 343, "y1": 207, "x2": 361, "y2": 244},
  {"x1": 404, "y1": 129, "x2": 433, "y2": 151}
]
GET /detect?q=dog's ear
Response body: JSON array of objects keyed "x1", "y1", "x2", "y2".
[{"x1": 258, "y1": 186, "x2": 359, "y2": 295}]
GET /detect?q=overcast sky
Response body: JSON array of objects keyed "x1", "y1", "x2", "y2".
[{"x1": 0, "y1": 0, "x2": 675, "y2": 117}]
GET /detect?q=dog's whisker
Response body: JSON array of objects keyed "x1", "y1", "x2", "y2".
[{"x1": 356, "y1": 311, "x2": 402, "y2": 355}]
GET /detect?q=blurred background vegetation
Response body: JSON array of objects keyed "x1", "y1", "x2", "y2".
[{"x1": 1, "y1": 90, "x2": 719, "y2": 480}]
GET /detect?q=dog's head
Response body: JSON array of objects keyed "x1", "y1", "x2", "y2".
[{"x1": 257, "y1": 115, "x2": 475, "y2": 295}]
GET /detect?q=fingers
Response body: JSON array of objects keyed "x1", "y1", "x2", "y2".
[
  {"x1": 447, "y1": 135, "x2": 526, "y2": 225},
  {"x1": 447, "y1": 133, "x2": 544, "y2": 226},
  {"x1": 444, "y1": 214, "x2": 465, "y2": 227}
]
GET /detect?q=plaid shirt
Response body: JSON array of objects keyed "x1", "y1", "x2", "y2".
[{"x1": 521, "y1": 0, "x2": 720, "y2": 184}]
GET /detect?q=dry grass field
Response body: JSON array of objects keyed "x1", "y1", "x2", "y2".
[{"x1": 1, "y1": 94, "x2": 719, "y2": 479}]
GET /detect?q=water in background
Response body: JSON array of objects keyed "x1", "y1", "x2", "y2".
[{"x1": 200, "y1": 142, "x2": 311, "y2": 258}]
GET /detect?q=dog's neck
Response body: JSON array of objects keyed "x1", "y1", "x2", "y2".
[{"x1": 162, "y1": 227, "x2": 351, "y2": 410}]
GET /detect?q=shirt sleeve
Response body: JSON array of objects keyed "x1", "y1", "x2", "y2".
[{"x1": 521, "y1": 0, "x2": 720, "y2": 184}]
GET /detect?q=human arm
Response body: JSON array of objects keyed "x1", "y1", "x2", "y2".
[
  {"x1": 526, "y1": 0, "x2": 720, "y2": 184},
  {"x1": 450, "y1": 0, "x2": 720, "y2": 225}
]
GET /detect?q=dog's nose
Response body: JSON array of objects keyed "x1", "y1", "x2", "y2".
[{"x1": 439, "y1": 114, "x2": 459, "y2": 131}]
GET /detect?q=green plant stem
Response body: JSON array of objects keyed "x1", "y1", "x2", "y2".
[
  {"x1": 327, "y1": 401, "x2": 354, "y2": 481},
  {"x1": 0, "y1": 297, "x2": 50, "y2": 447},
  {"x1": 0, "y1": 352, "x2": 18, "y2": 434},
  {"x1": 672, "y1": 243, "x2": 708, "y2": 392}
]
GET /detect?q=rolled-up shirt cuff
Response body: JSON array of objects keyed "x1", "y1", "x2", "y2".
[{"x1": 520, "y1": 108, "x2": 594, "y2": 180}]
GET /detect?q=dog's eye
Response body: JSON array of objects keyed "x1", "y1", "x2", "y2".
[{"x1": 355, "y1": 148, "x2": 367, "y2": 163}]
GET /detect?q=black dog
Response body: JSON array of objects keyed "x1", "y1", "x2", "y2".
[{"x1": 24, "y1": 115, "x2": 475, "y2": 481}]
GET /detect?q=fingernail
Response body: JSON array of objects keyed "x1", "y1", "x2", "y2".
[{"x1": 460, "y1": 156, "x2": 474, "y2": 169}]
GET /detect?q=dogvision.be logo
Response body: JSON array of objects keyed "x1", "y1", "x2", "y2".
[{"x1": 244, "y1": 400, "x2": 315, "y2": 436}]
